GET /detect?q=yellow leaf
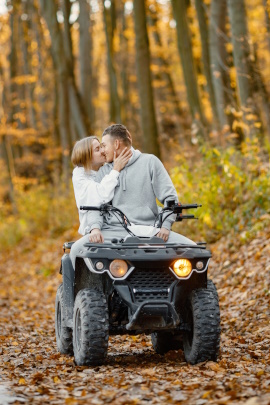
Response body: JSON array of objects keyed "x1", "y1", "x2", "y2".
[
  {"x1": 202, "y1": 390, "x2": 212, "y2": 399},
  {"x1": 19, "y1": 378, "x2": 26, "y2": 385},
  {"x1": 53, "y1": 376, "x2": 61, "y2": 384}
]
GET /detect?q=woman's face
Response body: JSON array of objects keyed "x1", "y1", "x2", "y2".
[{"x1": 91, "y1": 139, "x2": 106, "y2": 170}]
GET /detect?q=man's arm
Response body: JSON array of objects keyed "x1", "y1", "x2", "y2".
[{"x1": 150, "y1": 155, "x2": 178, "y2": 231}]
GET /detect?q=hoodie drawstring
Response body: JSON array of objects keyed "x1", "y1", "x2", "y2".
[{"x1": 122, "y1": 169, "x2": 127, "y2": 191}]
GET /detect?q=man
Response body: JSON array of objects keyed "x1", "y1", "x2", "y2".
[{"x1": 70, "y1": 124, "x2": 195, "y2": 268}]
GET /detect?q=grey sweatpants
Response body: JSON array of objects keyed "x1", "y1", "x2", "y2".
[{"x1": 70, "y1": 226, "x2": 196, "y2": 269}]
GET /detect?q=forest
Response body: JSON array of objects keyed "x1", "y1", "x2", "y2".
[{"x1": 0, "y1": 0, "x2": 269, "y2": 404}]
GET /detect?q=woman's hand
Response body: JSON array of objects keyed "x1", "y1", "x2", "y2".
[{"x1": 113, "y1": 148, "x2": 132, "y2": 172}]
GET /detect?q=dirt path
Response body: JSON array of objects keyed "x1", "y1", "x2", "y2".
[{"x1": 0, "y1": 229, "x2": 269, "y2": 405}]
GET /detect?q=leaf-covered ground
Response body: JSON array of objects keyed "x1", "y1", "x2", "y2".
[{"x1": 0, "y1": 227, "x2": 269, "y2": 405}]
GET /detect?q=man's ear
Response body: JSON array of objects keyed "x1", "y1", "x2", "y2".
[{"x1": 114, "y1": 139, "x2": 120, "y2": 150}]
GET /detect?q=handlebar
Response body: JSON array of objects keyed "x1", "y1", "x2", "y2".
[{"x1": 80, "y1": 202, "x2": 202, "y2": 230}]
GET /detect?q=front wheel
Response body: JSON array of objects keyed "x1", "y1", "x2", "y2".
[
  {"x1": 183, "y1": 279, "x2": 221, "y2": 364},
  {"x1": 55, "y1": 284, "x2": 73, "y2": 355},
  {"x1": 73, "y1": 288, "x2": 109, "y2": 366}
]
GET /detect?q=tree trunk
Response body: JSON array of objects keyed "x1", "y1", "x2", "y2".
[
  {"x1": 19, "y1": 6, "x2": 37, "y2": 130},
  {"x1": 227, "y1": 0, "x2": 259, "y2": 137},
  {"x1": 171, "y1": 0, "x2": 206, "y2": 138},
  {"x1": 133, "y1": 0, "x2": 160, "y2": 157},
  {"x1": 40, "y1": 0, "x2": 91, "y2": 144},
  {"x1": 194, "y1": 0, "x2": 219, "y2": 129},
  {"x1": 119, "y1": 0, "x2": 129, "y2": 126},
  {"x1": 103, "y1": 0, "x2": 121, "y2": 123},
  {"x1": 0, "y1": 55, "x2": 16, "y2": 212},
  {"x1": 39, "y1": 0, "x2": 71, "y2": 184},
  {"x1": 148, "y1": 6, "x2": 184, "y2": 122},
  {"x1": 263, "y1": 0, "x2": 270, "y2": 51},
  {"x1": 78, "y1": 0, "x2": 95, "y2": 129},
  {"x1": 209, "y1": 0, "x2": 231, "y2": 133},
  {"x1": 31, "y1": 0, "x2": 49, "y2": 130}
]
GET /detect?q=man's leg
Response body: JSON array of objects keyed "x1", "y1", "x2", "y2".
[{"x1": 167, "y1": 230, "x2": 196, "y2": 245}]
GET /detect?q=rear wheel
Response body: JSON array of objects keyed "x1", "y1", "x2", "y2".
[
  {"x1": 55, "y1": 284, "x2": 73, "y2": 355},
  {"x1": 183, "y1": 279, "x2": 220, "y2": 364},
  {"x1": 73, "y1": 288, "x2": 109, "y2": 366},
  {"x1": 151, "y1": 331, "x2": 183, "y2": 354}
]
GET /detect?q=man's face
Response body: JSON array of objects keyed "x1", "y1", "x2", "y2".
[{"x1": 101, "y1": 134, "x2": 115, "y2": 163}]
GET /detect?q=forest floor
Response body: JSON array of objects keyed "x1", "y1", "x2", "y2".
[{"x1": 0, "y1": 225, "x2": 269, "y2": 405}]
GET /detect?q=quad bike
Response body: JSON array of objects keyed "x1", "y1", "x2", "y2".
[{"x1": 55, "y1": 201, "x2": 220, "y2": 366}]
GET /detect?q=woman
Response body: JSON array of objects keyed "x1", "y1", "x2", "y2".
[{"x1": 71, "y1": 136, "x2": 132, "y2": 235}]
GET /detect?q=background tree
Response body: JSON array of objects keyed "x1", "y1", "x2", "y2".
[
  {"x1": 171, "y1": 0, "x2": 206, "y2": 141},
  {"x1": 103, "y1": 0, "x2": 122, "y2": 123},
  {"x1": 133, "y1": 0, "x2": 160, "y2": 157},
  {"x1": 209, "y1": 0, "x2": 232, "y2": 137}
]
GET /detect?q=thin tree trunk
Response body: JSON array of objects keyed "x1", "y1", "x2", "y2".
[
  {"x1": 227, "y1": 0, "x2": 259, "y2": 138},
  {"x1": 40, "y1": 0, "x2": 91, "y2": 144},
  {"x1": 0, "y1": 54, "x2": 16, "y2": 212},
  {"x1": 171, "y1": 0, "x2": 206, "y2": 138},
  {"x1": 209, "y1": 0, "x2": 231, "y2": 134},
  {"x1": 194, "y1": 0, "x2": 219, "y2": 129},
  {"x1": 252, "y1": 44, "x2": 270, "y2": 137},
  {"x1": 39, "y1": 0, "x2": 71, "y2": 184},
  {"x1": 62, "y1": 0, "x2": 92, "y2": 138},
  {"x1": 78, "y1": 0, "x2": 95, "y2": 129},
  {"x1": 31, "y1": 0, "x2": 49, "y2": 130},
  {"x1": 133, "y1": 0, "x2": 160, "y2": 157},
  {"x1": 263, "y1": 0, "x2": 270, "y2": 51},
  {"x1": 19, "y1": 7, "x2": 37, "y2": 130},
  {"x1": 119, "y1": 0, "x2": 129, "y2": 125},
  {"x1": 148, "y1": 6, "x2": 183, "y2": 121},
  {"x1": 103, "y1": 0, "x2": 121, "y2": 123}
]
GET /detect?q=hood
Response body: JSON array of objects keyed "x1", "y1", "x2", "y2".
[
  {"x1": 125, "y1": 147, "x2": 141, "y2": 167},
  {"x1": 107, "y1": 147, "x2": 141, "y2": 191}
]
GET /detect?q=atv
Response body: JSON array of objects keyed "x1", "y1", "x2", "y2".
[{"x1": 55, "y1": 201, "x2": 220, "y2": 366}]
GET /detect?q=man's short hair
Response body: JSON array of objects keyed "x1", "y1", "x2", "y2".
[{"x1": 102, "y1": 124, "x2": 132, "y2": 146}]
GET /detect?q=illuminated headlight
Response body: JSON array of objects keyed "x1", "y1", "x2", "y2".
[
  {"x1": 95, "y1": 261, "x2": 104, "y2": 270},
  {"x1": 172, "y1": 259, "x2": 192, "y2": 278},
  {"x1": 109, "y1": 260, "x2": 128, "y2": 278},
  {"x1": 196, "y1": 261, "x2": 204, "y2": 270}
]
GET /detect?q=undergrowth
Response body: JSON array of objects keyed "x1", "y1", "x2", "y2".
[
  {"x1": 0, "y1": 182, "x2": 78, "y2": 250},
  {"x1": 171, "y1": 140, "x2": 270, "y2": 243}
]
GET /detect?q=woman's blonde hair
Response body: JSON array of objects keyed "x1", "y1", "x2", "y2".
[{"x1": 71, "y1": 136, "x2": 99, "y2": 171}]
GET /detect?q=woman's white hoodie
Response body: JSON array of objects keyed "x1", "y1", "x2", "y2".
[{"x1": 72, "y1": 166, "x2": 119, "y2": 235}]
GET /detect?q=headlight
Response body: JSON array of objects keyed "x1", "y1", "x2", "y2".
[
  {"x1": 109, "y1": 260, "x2": 128, "y2": 278},
  {"x1": 172, "y1": 259, "x2": 192, "y2": 278}
]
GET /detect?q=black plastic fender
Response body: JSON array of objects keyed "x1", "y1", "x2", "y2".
[{"x1": 61, "y1": 254, "x2": 75, "y2": 327}]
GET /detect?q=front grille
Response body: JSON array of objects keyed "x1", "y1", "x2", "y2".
[{"x1": 127, "y1": 267, "x2": 176, "y2": 303}]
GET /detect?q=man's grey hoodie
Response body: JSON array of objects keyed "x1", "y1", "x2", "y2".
[{"x1": 88, "y1": 148, "x2": 178, "y2": 231}]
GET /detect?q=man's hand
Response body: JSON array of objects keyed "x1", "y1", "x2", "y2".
[
  {"x1": 89, "y1": 229, "x2": 104, "y2": 243},
  {"x1": 156, "y1": 227, "x2": 170, "y2": 242}
]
